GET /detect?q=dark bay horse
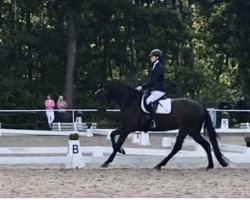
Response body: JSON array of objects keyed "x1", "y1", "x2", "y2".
[{"x1": 95, "y1": 80, "x2": 228, "y2": 170}]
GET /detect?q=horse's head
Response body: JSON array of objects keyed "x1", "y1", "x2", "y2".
[
  {"x1": 95, "y1": 83, "x2": 110, "y2": 111},
  {"x1": 95, "y1": 80, "x2": 141, "y2": 110}
]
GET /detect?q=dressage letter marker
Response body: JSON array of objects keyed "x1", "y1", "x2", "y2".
[
  {"x1": 65, "y1": 139, "x2": 86, "y2": 169},
  {"x1": 73, "y1": 145, "x2": 79, "y2": 154}
]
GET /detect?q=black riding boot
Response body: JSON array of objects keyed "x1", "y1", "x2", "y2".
[{"x1": 148, "y1": 102, "x2": 156, "y2": 129}]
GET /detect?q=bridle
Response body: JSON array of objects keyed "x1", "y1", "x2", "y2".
[{"x1": 94, "y1": 88, "x2": 103, "y2": 95}]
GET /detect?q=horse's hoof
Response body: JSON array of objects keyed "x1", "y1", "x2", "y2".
[
  {"x1": 153, "y1": 165, "x2": 161, "y2": 171},
  {"x1": 100, "y1": 162, "x2": 109, "y2": 168},
  {"x1": 120, "y1": 148, "x2": 126, "y2": 155},
  {"x1": 221, "y1": 156, "x2": 229, "y2": 167},
  {"x1": 206, "y1": 164, "x2": 214, "y2": 170},
  {"x1": 221, "y1": 161, "x2": 228, "y2": 167}
]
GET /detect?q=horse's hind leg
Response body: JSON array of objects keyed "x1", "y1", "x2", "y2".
[
  {"x1": 190, "y1": 133, "x2": 214, "y2": 169},
  {"x1": 154, "y1": 130, "x2": 187, "y2": 170}
]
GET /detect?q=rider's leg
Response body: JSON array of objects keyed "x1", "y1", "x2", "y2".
[
  {"x1": 146, "y1": 91, "x2": 165, "y2": 129},
  {"x1": 148, "y1": 102, "x2": 156, "y2": 129}
]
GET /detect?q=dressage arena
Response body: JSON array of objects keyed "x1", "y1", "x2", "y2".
[{"x1": 0, "y1": 129, "x2": 250, "y2": 198}]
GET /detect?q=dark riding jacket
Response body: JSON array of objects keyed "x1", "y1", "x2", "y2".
[{"x1": 141, "y1": 60, "x2": 165, "y2": 92}]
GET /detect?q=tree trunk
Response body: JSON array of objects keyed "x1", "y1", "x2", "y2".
[
  {"x1": 130, "y1": 37, "x2": 137, "y2": 68},
  {"x1": 174, "y1": 0, "x2": 184, "y2": 96},
  {"x1": 65, "y1": 17, "x2": 77, "y2": 108},
  {"x1": 26, "y1": 12, "x2": 33, "y2": 81},
  {"x1": 12, "y1": 0, "x2": 17, "y2": 32},
  {"x1": 175, "y1": 0, "x2": 183, "y2": 67},
  {"x1": 129, "y1": 37, "x2": 139, "y2": 83}
]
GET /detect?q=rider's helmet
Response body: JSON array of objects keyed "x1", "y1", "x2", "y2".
[{"x1": 149, "y1": 49, "x2": 162, "y2": 58}]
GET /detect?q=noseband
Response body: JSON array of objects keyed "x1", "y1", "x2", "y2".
[{"x1": 94, "y1": 88, "x2": 103, "y2": 95}]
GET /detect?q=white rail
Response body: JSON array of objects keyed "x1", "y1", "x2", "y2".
[
  {"x1": 0, "y1": 145, "x2": 249, "y2": 166},
  {"x1": 1, "y1": 127, "x2": 250, "y2": 137},
  {"x1": 0, "y1": 108, "x2": 249, "y2": 112},
  {"x1": 0, "y1": 127, "x2": 249, "y2": 167},
  {"x1": 0, "y1": 109, "x2": 120, "y2": 125},
  {"x1": 0, "y1": 108, "x2": 248, "y2": 124}
]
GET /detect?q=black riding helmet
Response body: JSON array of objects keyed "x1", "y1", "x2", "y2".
[{"x1": 149, "y1": 49, "x2": 162, "y2": 57}]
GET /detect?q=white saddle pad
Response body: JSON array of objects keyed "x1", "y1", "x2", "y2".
[{"x1": 141, "y1": 95, "x2": 171, "y2": 114}]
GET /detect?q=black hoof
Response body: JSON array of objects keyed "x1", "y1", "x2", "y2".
[
  {"x1": 153, "y1": 165, "x2": 161, "y2": 171},
  {"x1": 221, "y1": 161, "x2": 228, "y2": 167},
  {"x1": 119, "y1": 148, "x2": 126, "y2": 155},
  {"x1": 220, "y1": 156, "x2": 229, "y2": 167},
  {"x1": 206, "y1": 164, "x2": 214, "y2": 170},
  {"x1": 100, "y1": 162, "x2": 109, "y2": 168}
]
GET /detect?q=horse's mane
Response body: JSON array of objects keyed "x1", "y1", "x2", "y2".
[
  {"x1": 103, "y1": 80, "x2": 141, "y2": 107},
  {"x1": 104, "y1": 80, "x2": 136, "y2": 92},
  {"x1": 104, "y1": 80, "x2": 131, "y2": 90}
]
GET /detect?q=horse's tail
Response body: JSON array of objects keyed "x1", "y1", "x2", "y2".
[{"x1": 204, "y1": 109, "x2": 228, "y2": 167}]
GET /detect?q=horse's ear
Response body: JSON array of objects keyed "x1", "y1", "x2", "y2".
[{"x1": 137, "y1": 78, "x2": 143, "y2": 86}]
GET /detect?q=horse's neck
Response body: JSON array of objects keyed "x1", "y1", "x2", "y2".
[{"x1": 109, "y1": 86, "x2": 140, "y2": 109}]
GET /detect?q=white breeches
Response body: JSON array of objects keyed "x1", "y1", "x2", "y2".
[
  {"x1": 146, "y1": 91, "x2": 166, "y2": 105},
  {"x1": 46, "y1": 110, "x2": 55, "y2": 125}
]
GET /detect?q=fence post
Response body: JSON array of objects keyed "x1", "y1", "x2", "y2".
[
  {"x1": 86, "y1": 125, "x2": 93, "y2": 137},
  {"x1": 220, "y1": 118, "x2": 229, "y2": 129},
  {"x1": 58, "y1": 122, "x2": 61, "y2": 131},
  {"x1": 139, "y1": 132, "x2": 150, "y2": 146},
  {"x1": 132, "y1": 132, "x2": 140, "y2": 144}
]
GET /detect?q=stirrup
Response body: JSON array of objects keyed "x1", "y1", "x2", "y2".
[{"x1": 150, "y1": 120, "x2": 156, "y2": 129}]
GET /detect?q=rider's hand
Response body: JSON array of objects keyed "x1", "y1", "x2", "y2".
[{"x1": 135, "y1": 86, "x2": 142, "y2": 91}]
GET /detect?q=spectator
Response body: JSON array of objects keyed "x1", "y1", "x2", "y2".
[
  {"x1": 56, "y1": 95, "x2": 67, "y2": 122},
  {"x1": 236, "y1": 96, "x2": 248, "y2": 123},
  {"x1": 44, "y1": 95, "x2": 55, "y2": 129}
]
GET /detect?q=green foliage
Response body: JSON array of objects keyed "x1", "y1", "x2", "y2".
[
  {"x1": 0, "y1": 0, "x2": 249, "y2": 111},
  {"x1": 69, "y1": 133, "x2": 79, "y2": 140}
]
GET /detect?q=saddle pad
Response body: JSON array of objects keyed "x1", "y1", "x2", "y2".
[{"x1": 141, "y1": 95, "x2": 171, "y2": 114}]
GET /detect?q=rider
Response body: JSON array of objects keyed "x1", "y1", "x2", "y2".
[{"x1": 135, "y1": 49, "x2": 166, "y2": 129}]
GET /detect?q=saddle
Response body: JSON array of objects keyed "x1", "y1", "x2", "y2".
[{"x1": 141, "y1": 94, "x2": 171, "y2": 114}]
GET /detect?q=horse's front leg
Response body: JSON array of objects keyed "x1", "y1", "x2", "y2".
[
  {"x1": 101, "y1": 128, "x2": 129, "y2": 168},
  {"x1": 110, "y1": 129, "x2": 120, "y2": 149},
  {"x1": 100, "y1": 127, "x2": 123, "y2": 168}
]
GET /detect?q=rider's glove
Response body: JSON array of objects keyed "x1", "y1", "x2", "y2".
[{"x1": 135, "y1": 86, "x2": 142, "y2": 91}]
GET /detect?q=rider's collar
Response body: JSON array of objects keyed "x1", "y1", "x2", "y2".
[{"x1": 152, "y1": 60, "x2": 159, "y2": 70}]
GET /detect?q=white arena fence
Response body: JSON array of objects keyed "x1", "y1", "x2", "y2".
[
  {"x1": 0, "y1": 108, "x2": 120, "y2": 125},
  {"x1": 0, "y1": 108, "x2": 249, "y2": 129},
  {"x1": 0, "y1": 108, "x2": 249, "y2": 168},
  {"x1": 0, "y1": 127, "x2": 250, "y2": 168}
]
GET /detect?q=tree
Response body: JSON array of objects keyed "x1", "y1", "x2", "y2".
[{"x1": 0, "y1": 0, "x2": 249, "y2": 110}]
